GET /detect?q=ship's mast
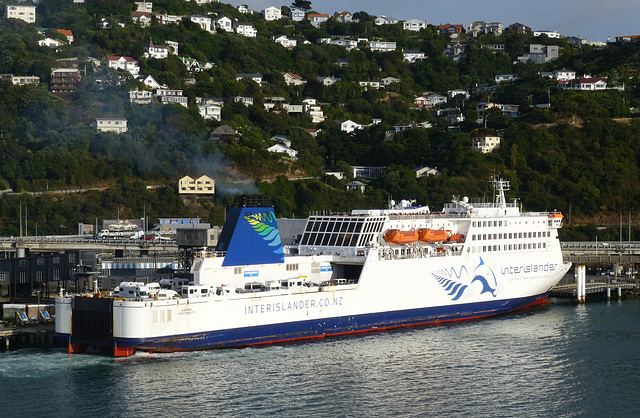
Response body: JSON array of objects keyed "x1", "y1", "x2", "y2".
[{"x1": 491, "y1": 178, "x2": 510, "y2": 208}]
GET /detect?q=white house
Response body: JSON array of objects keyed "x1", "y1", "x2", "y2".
[
  {"x1": 335, "y1": 11, "x2": 353, "y2": 23},
  {"x1": 198, "y1": 104, "x2": 222, "y2": 121},
  {"x1": 129, "y1": 89, "x2": 153, "y2": 105},
  {"x1": 5, "y1": 4, "x2": 36, "y2": 24},
  {"x1": 534, "y1": 30, "x2": 561, "y2": 39},
  {"x1": 3, "y1": 75, "x2": 39, "y2": 86},
  {"x1": 136, "y1": 74, "x2": 162, "y2": 89},
  {"x1": 156, "y1": 88, "x2": 188, "y2": 107},
  {"x1": 448, "y1": 89, "x2": 470, "y2": 99},
  {"x1": 237, "y1": 4, "x2": 252, "y2": 14},
  {"x1": 134, "y1": 2, "x2": 153, "y2": 13},
  {"x1": 131, "y1": 11, "x2": 152, "y2": 27},
  {"x1": 413, "y1": 166, "x2": 441, "y2": 178},
  {"x1": 262, "y1": 6, "x2": 281, "y2": 21},
  {"x1": 107, "y1": 56, "x2": 140, "y2": 75},
  {"x1": 317, "y1": 76, "x2": 341, "y2": 86},
  {"x1": 234, "y1": 96, "x2": 254, "y2": 106},
  {"x1": 339, "y1": 120, "x2": 363, "y2": 133},
  {"x1": 307, "y1": 13, "x2": 330, "y2": 28},
  {"x1": 290, "y1": 7, "x2": 305, "y2": 21},
  {"x1": 38, "y1": 38, "x2": 66, "y2": 50},
  {"x1": 374, "y1": 15, "x2": 398, "y2": 25},
  {"x1": 187, "y1": 15, "x2": 213, "y2": 32},
  {"x1": 144, "y1": 41, "x2": 170, "y2": 59},
  {"x1": 403, "y1": 50, "x2": 426, "y2": 63},
  {"x1": 236, "y1": 73, "x2": 263, "y2": 84},
  {"x1": 358, "y1": 81, "x2": 381, "y2": 90},
  {"x1": 156, "y1": 14, "x2": 183, "y2": 25},
  {"x1": 166, "y1": 40, "x2": 179, "y2": 55},
  {"x1": 495, "y1": 74, "x2": 519, "y2": 83},
  {"x1": 472, "y1": 134, "x2": 501, "y2": 153},
  {"x1": 271, "y1": 135, "x2": 291, "y2": 147},
  {"x1": 214, "y1": 16, "x2": 233, "y2": 32},
  {"x1": 573, "y1": 77, "x2": 607, "y2": 90},
  {"x1": 95, "y1": 118, "x2": 128, "y2": 133},
  {"x1": 331, "y1": 38, "x2": 358, "y2": 51},
  {"x1": 267, "y1": 143, "x2": 298, "y2": 160},
  {"x1": 346, "y1": 181, "x2": 366, "y2": 193},
  {"x1": 56, "y1": 29, "x2": 74, "y2": 44},
  {"x1": 381, "y1": 76, "x2": 400, "y2": 87},
  {"x1": 403, "y1": 19, "x2": 427, "y2": 31},
  {"x1": 274, "y1": 36, "x2": 297, "y2": 48},
  {"x1": 368, "y1": 41, "x2": 396, "y2": 52},
  {"x1": 234, "y1": 22, "x2": 257, "y2": 37},
  {"x1": 282, "y1": 72, "x2": 306, "y2": 86}
]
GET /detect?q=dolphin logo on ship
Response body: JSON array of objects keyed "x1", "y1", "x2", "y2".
[
  {"x1": 432, "y1": 256, "x2": 498, "y2": 300},
  {"x1": 471, "y1": 257, "x2": 497, "y2": 297}
]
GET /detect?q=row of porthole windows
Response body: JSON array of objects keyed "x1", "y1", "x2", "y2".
[
  {"x1": 473, "y1": 220, "x2": 545, "y2": 228},
  {"x1": 473, "y1": 242, "x2": 547, "y2": 252},
  {"x1": 472, "y1": 231, "x2": 550, "y2": 240}
]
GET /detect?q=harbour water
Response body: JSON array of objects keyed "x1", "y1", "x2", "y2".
[{"x1": 1, "y1": 300, "x2": 639, "y2": 417}]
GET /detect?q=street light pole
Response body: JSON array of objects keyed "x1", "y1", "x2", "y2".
[{"x1": 620, "y1": 210, "x2": 623, "y2": 243}]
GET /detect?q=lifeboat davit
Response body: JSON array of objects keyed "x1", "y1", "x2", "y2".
[
  {"x1": 448, "y1": 233, "x2": 465, "y2": 243},
  {"x1": 383, "y1": 229, "x2": 419, "y2": 244},
  {"x1": 418, "y1": 228, "x2": 451, "y2": 243}
]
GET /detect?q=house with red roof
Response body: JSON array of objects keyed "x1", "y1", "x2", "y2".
[
  {"x1": 307, "y1": 13, "x2": 330, "y2": 28},
  {"x1": 56, "y1": 29, "x2": 74, "y2": 43},
  {"x1": 107, "y1": 55, "x2": 140, "y2": 75},
  {"x1": 438, "y1": 24, "x2": 463, "y2": 34}
]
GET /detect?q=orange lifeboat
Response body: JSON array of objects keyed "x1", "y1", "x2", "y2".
[
  {"x1": 418, "y1": 228, "x2": 451, "y2": 243},
  {"x1": 448, "y1": 233, "x2": 465, "y2": 243},
  {"x1": 383, "y1": 229, "x2": 419, "y2": 244}
]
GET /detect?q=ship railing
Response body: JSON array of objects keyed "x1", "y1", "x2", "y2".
[
  {"x1": 194, "y1": 250, "x2": 226, "y2": 258},
  {"x1": 377, "y1": 246, "x2": 463, "y2": 260}
]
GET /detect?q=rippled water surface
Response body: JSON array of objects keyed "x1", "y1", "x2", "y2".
[{"x1": 2, "y1": 300, "x2": 640, "y2": 417}]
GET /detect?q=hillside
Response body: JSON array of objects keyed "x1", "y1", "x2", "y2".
[{"x1": 1, "y1": 0, "x2": 640, "y2": 240}]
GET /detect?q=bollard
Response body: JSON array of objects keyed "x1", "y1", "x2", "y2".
[
  {"x1": 607, "y1": 287, "x2": 611, "y2": 301},
  {"x1": 618, "y1": 287, "x2": 622, "y2": 299}
]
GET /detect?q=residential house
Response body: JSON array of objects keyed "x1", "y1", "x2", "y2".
[
  {"x1": 144, "y1": 41, "x2": 169, "y2": 59},
  {"x1": 508, "y1": 22, "x2": 531, "y2": 34},
  {"x1": 476, "y1": 102, "x2": 519, "y2": 123},
  {"x1": 433, "y1": 107, "x2": 465, "y2": 124},
  {"x1": 615, "y1": 35, "x2": 640, "y2": 43},
  {"x1": 178, "y1": 175, "x2": 215, "y2": 197},
  {"x1": 187, "y1": 15, "x2": 213, "y2": 32},
  {"x1": 5, "y1": 4, "x2": 36, "y2": 23},
  {"x1": 166, "y1": 40, "x2": 179, "y2": 55},
  {"x1": 38, "y1": 38, "x2": 66, "y2": 50},
  {"x1": 156, "y1": 88, "x2": 188, "y2": 107},
  {"x1": 486, "y1": 22, "x2": 503, "y2": 35},
  {"x1": 517, "y1": 44, "x2": 559, "y2": 64},
  {"x1": 403, "y1": 50, "x2": 426, "y2": 63},
  {"x1": 209, "y1": 125, "x2": 239, "y2": 144},
  {"x1": 262, "y1": 6, "x2": 281, "y2": 21},
  {"x1": 156, "y1": 14, "x2": 183, "y2": 25},
  {"x1": 50, "y1": 69, "x2": 81, "y2": 92},
  {"x1": 234, "y1": 21, "x2": 256, "y2": 37},
  {"x1": 381, "y1": 76, "x2": 400, "y2": 87},
  {"x1": 374, "y1": 15, "x2": 398, "y2": 25},
  {"x1": 136, "y1": 74, "x2": 162, "y2": 89},
  {"x1": 403, "y1": 19, "x2": 427, "y2": 31},
  {"x1": 447, "y1": 89, "x2": 470, "y2": 99},
  {"x1": 337, "y1": 58, "x2": 351, "y2": 67},
  {"x1": 198, "y1": 104, "x2": 222, "y2": 120},
  {"x1": 214, "y1": 16, "x2": 233, "y2": 32},
  {"x1": 236, "y1": 73, "x2": 263, "y2": 84},
  {"x1": 335, "y1": 11, "x2": 353, "y2": 23},
  {"x1": 56, "y1": 29, "x2": 74, "y2": 44},
  {"x1": 274, "y1": 36, "x2": 297, "y2": 48},
  {"x1": 495, "y1": 74, "x2": 519, "y2": 83},
  {"x1": 192, "y1": 0, "x2": 216, "y2": 4},
  {"x1": 129, "y1": 89, "x2": 153, "y2": 105},
  {"x1": 134, "y1": 2, "x2": 153, "y2": 13},
  {"x1": 271, "y1": 135, "x2": 291, "y2": 147},
  {"x1": 1, "y1": 74, "x2": 39, "y2": 86},
  {"x1": 290, "y1": 7, "x2": 305, "y2": 21},
  {"x1": 95, "y1": 118, "x2": 128, "y2": 134},
  {"x1": 307, "y1": 13, "x2": 330, "y2": 28},
  {"x1": 540, "y1": 69, "x2": 576, "y2": 82},
  {"x1": 466, "y1": 21, "x2": 486, "y2": 36},
  {"x1": 282, "y1": 72, "x2": 306, "y2": 86},
  {"x1": 107, "y1": 56, "x2": 140, "y2": 75},
  {"x1": 180, "y1": 57, "x2": 202, "y2": 73},
  {"x1": 331, "y1": 38, "x2": 358, "y2": 50},
  {"x1": 481, "y1": 44, "x2": 506, "y2": 53},
  {"x1": 237, "y1": 4, "x2": 252, "y2": 14},
  {"x1": 472, "y1": 134, "x2": 501, "y2": 153},
  {"x1": 534, "y1": 30, "x2": 560, "y2": 38},
  {"x1": 572, "y1": 77, "x2": 607, "y2": 90},
  {"x1": 234, "y1": 96, "x2": 254, "y2": 106},
  {"x1": 346, "y1": 181, "x2": 366, "y2": 193},
  {"x1": 438, "y1": 24, "x2": 463, "y2": 34},
  {"x1": 339, "y1": 120, "x2": 364, "y2": 133},
  {"x1": 267, "y1": 143, "x2": 298, "y2": 160},
  {"x1": 445, "y1": 43, "x2": 467, "y2": 61},
  {"x1": 131, "y1": 11, "x2": 152, "y2": 27},
  {"x1": 351, "y1": 166, "x2": 385, "y2": 180},
  {"x1": 368, "y1": 40, "x2": 396, "y2": 52},
  {"x1": 413, "y1": 166, "x2": 440, "y2": 178},
  {"x1": 358, "y1": 81, "x2": 381, "y2": 90},
  {"x1": 317, "y1": 76, "x2": 341, "y2": 86}
]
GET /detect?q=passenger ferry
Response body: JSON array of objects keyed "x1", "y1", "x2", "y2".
[{"x1": 55, "y1": 179, "x2": 571, "y2": 357}]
